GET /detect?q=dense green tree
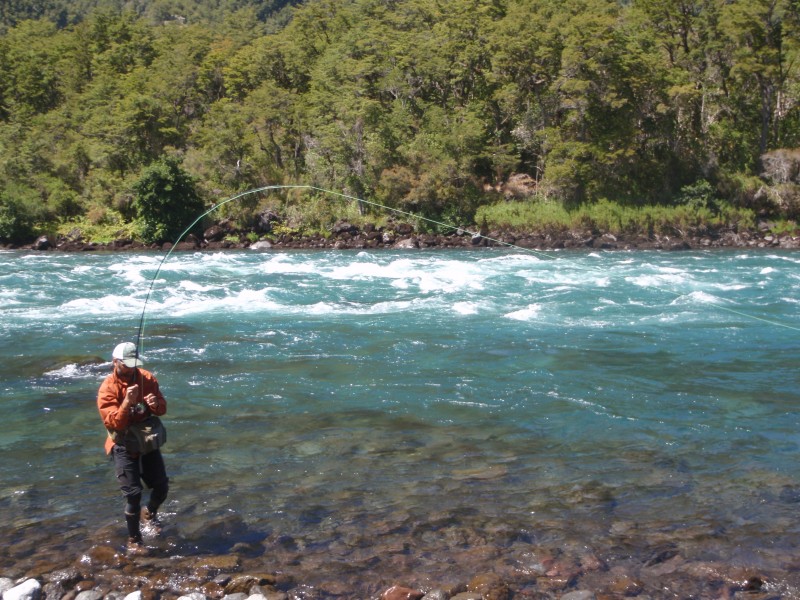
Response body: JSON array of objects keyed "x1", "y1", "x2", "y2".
[
  {"x1": 0, "y1": 180, "x2": 53, "y2": 243},
  {"x1": 630, "y1": 0, "x2": 713, "y2": 182},
  {"x1": 0, "y1": 20, "x2": 65, "y2": 120},
  {"x1": 0, "y1": 0, "x2": 799, "y2": 244},
  {"x1": 132, "y1": 155, "x2": 204, "y2": 243},
  {"x1": 717, "y1": 0, "x2": 798, "y2": 160},
  {"x1": 0, "y1": 0, "x2": 301, "y2": 32}
]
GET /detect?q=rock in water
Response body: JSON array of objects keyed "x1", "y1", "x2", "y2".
[
  {"x1": 4, "y1": 579, "x2": 42, "y2": 600},
  {"x1": 381, "y1": 585, "x2": 424, "y2": 600}
]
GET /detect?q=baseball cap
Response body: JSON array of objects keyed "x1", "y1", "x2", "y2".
[{"x1": 112, "y1": 342, "x2": 144, "y2": 368}]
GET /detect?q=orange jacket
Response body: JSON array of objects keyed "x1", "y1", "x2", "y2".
[{"x1": 97, "y1": 367, "x2": 167, "y2": 454}]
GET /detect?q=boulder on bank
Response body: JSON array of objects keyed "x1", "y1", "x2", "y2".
[
  {"x1": 163, "y1": 234, "x2": 200, "y2": 251},
  {"x1": 255, "y1": 211, "x2": 280, "y2": 234},
  {"x1": 332, "y1": 221, "x2": 358, "y2": 237},
  {"x1": 394, "y1": 237, "x2": 418, "y2": 249},
  {"x1": 394, "y1": 223, "x2": 415, "y2": 235},
  {"x1": 250, "y1": 240, "x2": 273, "y2": 250},
  {"x1": 203, "y1": 224, "x2": 228, "y2": 242},
  {"x1": 32, "y1": 236, "x2": 52, "y2": 250}
]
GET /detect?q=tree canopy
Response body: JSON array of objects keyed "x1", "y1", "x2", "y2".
[{"x1": 0, "y1": 0, "x2": 799, "y2": 243}]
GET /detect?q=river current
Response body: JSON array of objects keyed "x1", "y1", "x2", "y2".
[{"x1": 1, "y1": 248, "x2": 799, "y2": 596}]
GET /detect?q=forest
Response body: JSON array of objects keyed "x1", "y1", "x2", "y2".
[{"x1": 0, "y1": 0, "x2": 799, "y2": 245}]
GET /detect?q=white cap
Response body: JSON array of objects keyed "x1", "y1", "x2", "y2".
[{"x1": 112, "y1": 342, "x2": 144, "y2": 368}]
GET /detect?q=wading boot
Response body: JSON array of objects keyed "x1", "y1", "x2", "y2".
[
  {"x1": 126, "y1": 537, "x2": 149, "y2": 556},
  {"x1": 141, "y1": 506, "x2": 162, "y2": 535}
]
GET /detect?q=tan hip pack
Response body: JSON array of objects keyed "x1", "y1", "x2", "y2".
[{"x1": 108, "y1": 415, "x2": 167, "y2": 455}]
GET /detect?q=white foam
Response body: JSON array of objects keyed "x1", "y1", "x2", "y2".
[
  {"x1": 477, "y1": 253, "x2": 545, "y2": 267},
  {"x1": 669, "y1": 291, "x2": 722, "y2": 305},
  {"x1": 514, "y1": 264, "x2": 612, "y2": 288},
  {"x1": 628, "y1": 273, "x2": 689, "y2": 288},
  {"x1": 178, "y1": 280, "x2": 218, "y2": 292},
  {"x1": 166, "y1": 287, "x2": 282, "y2": 316},
  {"x1": 323, "y1": 257, "x2": 487, "y2": 293},
  {"x1": 711, "y1": 282, "x2": 748, "y2": 291},
  {"x1": 504, "y1": 304, "x2": 543, "y2": 321},
  {"x1": 0, "y1": 289, "x2": 23, "y2": 306},
  {"x1": 59, "y1": 293, "x2": 145, "y2": 316},
  {"x1": 304, "y1": 298, "x2": 420, "y2": 316},
  {"x1": 257, "y1": 255, "x2": 320, "y2": 275},
  {"x1": 452, "y1": 301, "x2": 480, "y2": 315},
  {"x1": 43, "y1": 363, "x2": 98, "y2": 380},
  {"x1": 107, "y1": 255, "x2": 164, "y2": 284}
]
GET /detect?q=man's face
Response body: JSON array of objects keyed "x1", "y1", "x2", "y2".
[{"x1": 114, "y1": 358, "x2": 136, "y2": 379}]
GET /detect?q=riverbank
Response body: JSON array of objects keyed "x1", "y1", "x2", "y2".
[
  {"x1": 9, "y1": 221, "x2": 800, "y2": 253},
  {"x1": 0, "y1": 521, "x2": 782, "y2": 600}
]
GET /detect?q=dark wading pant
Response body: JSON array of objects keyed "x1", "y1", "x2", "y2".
[{"x1": 112, "y1": 444, "x2": 169, "y2": 541}]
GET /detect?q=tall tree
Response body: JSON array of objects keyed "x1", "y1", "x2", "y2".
[{"x1": 710, "y1": 0, "x2": 800, "y2": 168}]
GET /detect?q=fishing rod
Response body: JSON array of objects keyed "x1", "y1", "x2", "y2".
[{"x1": 133, "y1": 184, "x2": 800, "y2": 358}]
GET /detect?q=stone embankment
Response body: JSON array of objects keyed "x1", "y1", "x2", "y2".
[{"x1": 10, "y1": 220, "x2": 800, "y2": 253}]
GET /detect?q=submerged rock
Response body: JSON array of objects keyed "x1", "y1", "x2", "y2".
[
  {"x1": 560, "y1": 591, "x2": 596, "y2": 600},
  {"x1": 0, "y1": 579, "x2": 17, "y2": 597},
  {"x1": 74, "y1": 590, "x2": 103, "y2": 600},
  {"x1": 224, "y1": 574, "x2": 276, "y2": 595},
  {"x1": 467, "y1": 573, "x2": 510, "y2": 600},
  {"x1": 3, "y1": 579, "x2": 42, "y2": 600},
  {"x1": 420, "y1": 591, "x2": 447, "y2": 600},
  {"x1": 82, "y1": 545, "x2": 125, "y2": 568},
  {"x1": 176, "y1": 593, "x2": 205, "y2": 600},
  {"x1": 381, "y1": 585, "x2": 424, "y2": 600}
]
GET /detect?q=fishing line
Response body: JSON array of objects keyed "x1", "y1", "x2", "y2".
[
  {"x1": 135, "y1": 183, "x2": 550, "y2": 354},
  {"x1": 133, "y1": 184, "x2": 800, "y2": 357}
]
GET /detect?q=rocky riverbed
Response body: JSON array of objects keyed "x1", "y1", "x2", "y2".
[{"x1": 0, "y1": 512, "x2": 790, "y2": 600}]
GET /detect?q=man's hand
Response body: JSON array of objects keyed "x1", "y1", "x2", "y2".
[
  {"x1": 122, "y1": 384, "x2": 139, "y2": 410},
  {"x1": 144, "y1": 393, "x2": 159, "y2": 411}
]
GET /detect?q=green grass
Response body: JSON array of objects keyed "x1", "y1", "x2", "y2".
[
  {"x1": 474, "y1": 198, "x2": 757, "y2": 237},
  {"x1": 48, "y1": 195, "x2": 776, "y2": 246},
  {"x1": 54, "y1": 215, "x2": 140, "y2": 244}
]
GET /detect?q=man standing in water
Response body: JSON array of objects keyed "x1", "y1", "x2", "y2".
[{"x1": 97, "y1": 342, "x2": 169, "y2": 555}]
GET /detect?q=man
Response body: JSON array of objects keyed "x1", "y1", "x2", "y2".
[{"x1": 97, "y1": 342, "x2": 169, "y2": 555}]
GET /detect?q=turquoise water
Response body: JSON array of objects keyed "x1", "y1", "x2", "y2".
[{"x1": 1, "y1": 248, "x2": 799, "y2": 593}]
